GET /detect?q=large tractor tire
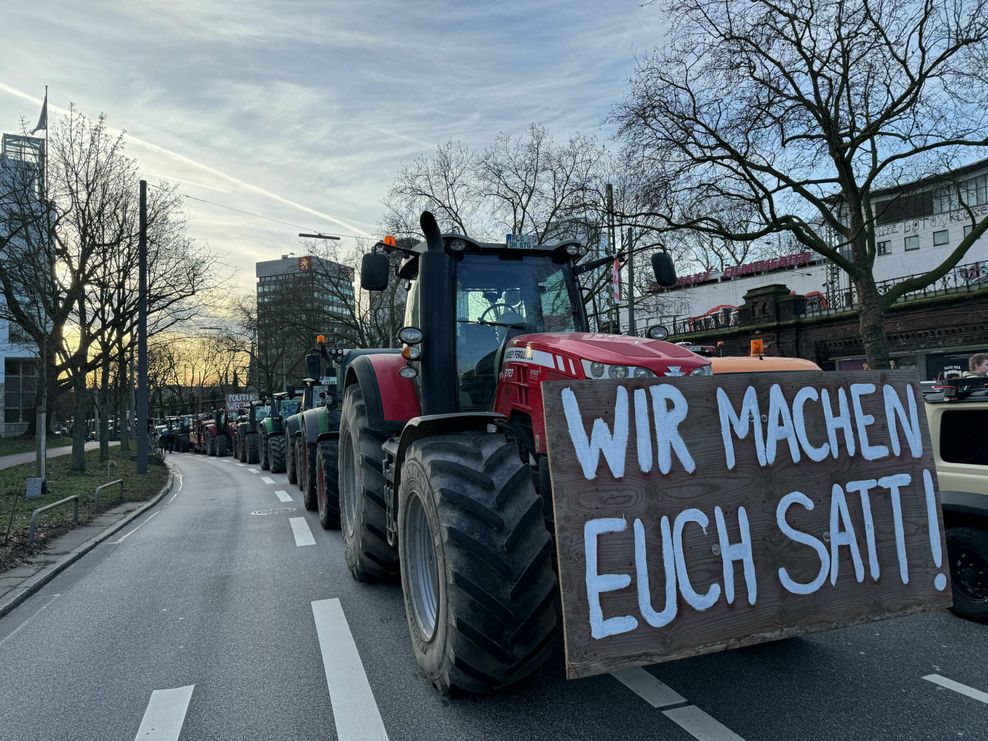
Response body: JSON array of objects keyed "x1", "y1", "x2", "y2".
[
  {"x1": 947, "y1": 526, "x2": 988, "y2": 623},
  {"x1": 260, "y1": 435, "x2": 270, "y2": 470},
  {"x1": 317, "y1": 440, "x2": 341, "y2": 529},
  {"x1": 339, "y1": 384, "x2": 397, "y2": 581},
  {"x1": 246, "y1": 433, "x2": 260, "y2": 464},
  {"x1": 215, "y1": 434, "x2": 230, "y2": 457},
  {"x1": 286, "y1": 435, "x2": 298, "y2": 484},
  {"x1": 397, "y1": 431, "x2": 557, "y2": 694},
  {"x1": 269, "y1": 435, "x2": 287, "y2": 474},
  {"x1": 206, "y1": 433, "x2": 215, "y2": 456},
  {"x1": 294, "y1": 437, "x2": 305, "y2": 492},
  {"x1": 301, "y1": 441, "x2": 318, "y2": 511}
]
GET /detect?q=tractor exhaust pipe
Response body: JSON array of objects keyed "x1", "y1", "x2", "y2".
[{"x1": 418, "y1": 211, "x2": 457, "y2": 415}]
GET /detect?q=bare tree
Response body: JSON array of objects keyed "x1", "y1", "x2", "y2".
[{"x1": 616, "y1": 0, "x2": 988, "y2": 366}]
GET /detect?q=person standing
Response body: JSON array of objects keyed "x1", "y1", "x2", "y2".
[{"x1": 962, "y1": 353, "x2": 988, "y2": 378}]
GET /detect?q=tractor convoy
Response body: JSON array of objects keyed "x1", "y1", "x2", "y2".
[{"x1": 175, "y1": 210, "x2": 956, "y2": 697}]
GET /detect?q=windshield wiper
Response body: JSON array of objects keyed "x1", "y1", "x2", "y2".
[{"x1": 457, "y1": 318, "x2": 528, "y2": 329}]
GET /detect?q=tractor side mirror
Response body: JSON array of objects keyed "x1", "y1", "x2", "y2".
[
  {"x1": 652, "y1": 252, "x2": 677, "y2": 287},
  {"x1": 361, "y1": 252, "x2": 390, "y2": 291},
  {"x1": 647, "y1": 325, "x2": 669, "y2": 340}
]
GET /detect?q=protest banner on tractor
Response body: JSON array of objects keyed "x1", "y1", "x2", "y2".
[{"x1": 543, "y1": 371, "x2": 951, "y2": 680}]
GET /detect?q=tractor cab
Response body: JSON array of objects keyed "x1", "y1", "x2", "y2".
[{"x1": 401, "y1": 239, "x2": 586, "y2": 410}]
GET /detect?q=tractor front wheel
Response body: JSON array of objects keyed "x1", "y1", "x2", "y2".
[
  {"x1": 246, "y1": 433, "x2": 260, "y2": 464},
  {"x1": 260, "y1": 435, "x2": 270, "y2": 470},
  {"x1": 269, "y1": 435, "x2": 287, "y2": 473},
  {"x1": 286, "y1": 435, "x2": 298, "y2": 484},
  {"x1": 317, "y1": 440, "x2": 341, "y2": 529},
  {"x1": 301, "y1": 441, "x2": 318, "y2": 511},
  {"x1": 398, "y1": 432, "x2": 557, "y2": 694},
  {"x1": 339, "y1": 384, "x2": 397, "y2": 581},
  {"x1": 215, "y1": 434, "x2": 230, "y2": 457},
  {"x1": 206, "y1": 434, "x2": 215, "y2": 456}
]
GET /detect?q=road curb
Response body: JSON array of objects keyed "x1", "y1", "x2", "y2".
[{"x1": 0, "y1": 462, "x2": 177, "y2": 620}]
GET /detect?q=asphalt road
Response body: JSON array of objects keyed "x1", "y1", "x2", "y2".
[{"x1": 1, "y1": 453, "x2": 986, "y2": 740}]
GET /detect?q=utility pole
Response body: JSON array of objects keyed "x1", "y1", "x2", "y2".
[
  {"x1": 626, "y1": 226, "x2": 636, "y2": 337},
  {"x1": 136, "y1": 179, "x2": 149, "y2": 474},
  {"x1": 605, "y1": 184, "x2": 616, "y2": 333}
]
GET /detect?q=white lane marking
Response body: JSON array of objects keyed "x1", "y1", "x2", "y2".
[
  {"x1": 311, "y1": 599, "x2": 389, "y2": 741},
  {"x1": 274, "y1": 490, "x2": 294, "y2": 503},
  {"x1": 663, "y1": 705, "x2": 746, "y2": 741},
  {"x1": 923, "y1": 674, "x2": 988, "y2": 706},
  {"x1": 133, "y1": 685, "x2": 195, "y2": 740},
  {"x1": 289, "y1": 517, "x2": 316, "y2": 547},
  {"x1": 261, "y1": 476, "x2": 276, "y2": 484},
  {"x1": 611, "y1": 668, "x2": 686, "y2": 708},
  {"x1": 247, "y1": 468, "x2": 260, "y2": 474},
  {"x1": 0, "y1": 594, "x2": 60, "y2": 649},
  {"x1": 109, "y1": 512, "x2": 159, "y2": 545},
  {"x1": 168, "y1": 473, "x2": 183, "y2": 503}
]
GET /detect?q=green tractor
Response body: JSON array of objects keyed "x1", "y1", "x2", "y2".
[
  {"x1": 235, "y1": 399, "x2": 268, "y2": 464},
  {"x1": 258, "y1": 390, "x2": 301, "y2": 473}
]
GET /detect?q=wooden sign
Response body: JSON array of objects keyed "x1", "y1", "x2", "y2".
[{"x1": 543, "y1": 371, "x2": 952, "y2": 680}]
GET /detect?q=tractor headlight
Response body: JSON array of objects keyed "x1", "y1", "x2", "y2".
[
  {"x1": 398, "y1": 365, "x2": 418, "y2": 379},
  {"x1": 402, "y1": 344, "x2": 421, "y2": 360},
  {"x1": 690, "y1": 365, "x2": 713, "y2": 376},
  {"x1": 633, "y1": 367, "x2": 656, "y2": 378},
  {"x1": 608, "y1": 365, "x2": 629, "y2": 379},
  {"x1": 397, "y1": 326, "x2": 423, "y2": 345},
  {"x1": 589, "y1": 362, "x2": 605, "y2": 378}
]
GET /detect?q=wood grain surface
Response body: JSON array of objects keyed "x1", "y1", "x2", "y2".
[{"x1": 543, "y1": 371, "x2": 952, "y2": 680}]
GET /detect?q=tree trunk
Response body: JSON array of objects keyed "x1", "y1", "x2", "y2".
[
  {"x1": 854, "y1": 276, "x2": 891, "y2": 370},
  {"x1": 70, "y1": 374, "x2": 88, "y2": 471},
  {"x1": 119, "y1": 344, "x2": 130, "y2": 452},
  {"x1": 99, "y1": 348, "x2": 110, "y2": 462}
]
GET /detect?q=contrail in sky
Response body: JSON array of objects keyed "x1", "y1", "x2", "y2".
[{"x1": 0, "y1": 82, "x2": 370, "y2": 237}]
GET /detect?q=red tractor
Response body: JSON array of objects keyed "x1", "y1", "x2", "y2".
[{"x1": 336, "y1": 212, "x2": 708, "y2": 694}]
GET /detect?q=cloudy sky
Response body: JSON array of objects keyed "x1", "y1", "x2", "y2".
[{"x1": 0, "y1": 1, "x2": 666, "y2": 294}]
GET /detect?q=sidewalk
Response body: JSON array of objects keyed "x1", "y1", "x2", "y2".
[
  {"x1": 0, "y1": 467, "x2": 174, "y2": 619},
  {"x1": 0, "y1": 441, "x2": 120, "y2": 470}
]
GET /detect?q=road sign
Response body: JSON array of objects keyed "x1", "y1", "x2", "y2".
[{"x1": 543, "y1": 371, "x2": 951, "y2": 679}]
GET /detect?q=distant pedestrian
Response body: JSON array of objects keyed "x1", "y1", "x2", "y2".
[{"x1": 962, "y1": 353, "x2": 988, "y2": 378}]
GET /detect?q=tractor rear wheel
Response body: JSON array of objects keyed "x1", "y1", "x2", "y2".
[
  {"x1": 215, "y1": 435, "x2": 230, "y2": 457},
  {"x1": 286, "y1": 435, "x2": 298, "y2": 484},
  {"x1": 301, "y1": 441, "x2": 318, "y2": 511},
  {"x1": 206, "y1": 434, "x2": 215, "y2": 456},
  {"x1": 398, "y1": 432, "x2": 557, "y2": 694},
  {"x1": 246, "y1": 433, "x2": 260, "y2": 464},
  {"x1": 317, "y1": 440, "x2": 341, "y2": 529},
  {"x1": 269, "y1": 435, "x2": 287, "y2": 473},
  {"x1": 339, "y1": 384, "x2": 397, "y2": 581}
]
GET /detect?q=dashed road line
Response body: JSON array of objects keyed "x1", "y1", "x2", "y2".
[
  {"x1": 663, "y1": 705, "x2": 745, "y2": 741},
  {"x1": 134, "y1": 684, "x2": 195, "y2": 740},
  {"x1": 261, "y1": 476, "x2": 276, "y2": 484},
  {"x1": 289, "y1": 517, "x2": 316, "y2": 547},
  {"x1": 311, "y1": 599, "x2": 389, "y2": 741},
  {"x1": 923, "y1": 674, "x2": 988, "y2": 706},
  {"x1": 247, "y1": 468, "x2": 260, "y2": 474},
  {"x1": 611, "y1": 668, "x2": 686, "y2": 708},
  {"x1": 109, "y1": 512, "x2": 159, "y2": 545},
  {"x1": 235, "y1": 462, "x2": 245, "y2": 467},
  {"x1": 613, "y1": 669, "x2": 745, "y2": 740},
  {"x1": 274, "y1": 490, "x2": 294, "y2": 503}
]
